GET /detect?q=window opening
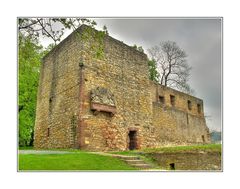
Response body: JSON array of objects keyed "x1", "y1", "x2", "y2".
[{"x1": 170, "y1": 95, "x2": 175, "y2": 106}]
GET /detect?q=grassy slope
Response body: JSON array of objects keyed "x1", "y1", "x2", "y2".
[
  {"x1": 112, "y1": 144, "x2": 221, "y2": 155},
  {"x1": 19, "y1": 152, "x2": 137, "y2": 171},
  {"x1": 143, "y1": 143, "x2": 222, "y2": 153},
  {"x1": 109, "y1": 144, "x2": 222, "y2": 169}
]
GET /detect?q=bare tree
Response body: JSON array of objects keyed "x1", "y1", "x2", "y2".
[{"x1": 148, "y1": 41, "x2": 194, "y2": 94}]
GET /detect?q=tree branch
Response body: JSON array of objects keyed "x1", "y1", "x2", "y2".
[
  {"x1": 19, "y1": 20, "x2": 38, "y2": 30},
  {"x1": 37, "y1": 18, "x2": 57, "y2": 44}
]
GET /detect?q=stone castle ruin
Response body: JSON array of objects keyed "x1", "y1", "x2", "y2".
[{"x1": 34, "y1": 25, "x2": 210, "y2": 151}]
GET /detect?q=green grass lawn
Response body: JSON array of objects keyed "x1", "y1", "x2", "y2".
[
  {"x1": 19, "y1": 144, "x2": 221, "y2": 171},
  {"x1": 18, "y1": 151, "x2": 137, "y2": 171}
]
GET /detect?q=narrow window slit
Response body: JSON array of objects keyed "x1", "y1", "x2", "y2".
[{"x1": 47, "y1": 128, "x2": 50, "y2": 137}]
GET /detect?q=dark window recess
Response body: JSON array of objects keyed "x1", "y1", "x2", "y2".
[
  {"x1": 159, "y1": 96, "x2": 165, "y2": 104},
  {"x1": 202, "y1": 135, "x2": 205, "y2": 142},
  {"x1": 47, "y1": 128, "x2": 50, "y2": 137},
  {"x1": 170, "y1": 95, "x2": 175, "y2": 106},
  {"x1": 197, "y1": 104, "x2": 201, "y2": 113},
  {"x1": 186, "y1": 113, "x2": 189, "y2": 124},
  {"x1": 49, "y1": 97, "x2": 53, "y2": 103},
  {"x1": 169, "y1": 163, "x2": 175, "y2": 170},
  {"x1": 188, "y1": 100, "x2": 192, "y2": 110}
]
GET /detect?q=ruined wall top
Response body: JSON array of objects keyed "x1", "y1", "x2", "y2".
[{"x1": 150, "y1": 81, "x2": 205, "y2": 117}]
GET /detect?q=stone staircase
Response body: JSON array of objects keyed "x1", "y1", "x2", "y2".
[
  {"x1": 89, "y1": 152, "x2": 155, "y2": 170},
  {"x1": 112, "y1": 154, "x2": 154, "y2": 169}
]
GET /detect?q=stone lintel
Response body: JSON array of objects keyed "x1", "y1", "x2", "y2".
[{"x1": 91, "y1": 102, "x2": 116, "y2": 115}]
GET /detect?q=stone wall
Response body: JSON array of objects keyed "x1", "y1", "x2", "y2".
[
  {"x1": 150, "y1": 83, "x2": 210, "y2": 146},
  {"x1": 34, "y1": 29, "x2": 83, "y2": 148},
  {"x1": 145, "y1": 151, "x2": 221, "y2": 170}
]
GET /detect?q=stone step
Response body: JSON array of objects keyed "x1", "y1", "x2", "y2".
[
  {"x1": 117, "y1": 156, "x2": 140, "y2": 160},
  {"x1": 131, "y1": 164, "x2": 153, "y2": 169},
  {"x1": 89, "y1": 152, "x2": 155, "y2": 169},
  {"x1": 125, "y1": 159, "x2": 146, "y2": 165},
  {"x1": 111, "y1": 154, "x2": 154, "y2": 169}
]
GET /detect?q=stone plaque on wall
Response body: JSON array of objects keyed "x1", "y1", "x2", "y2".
[{"x1": 90, "y1": 87, "x2": 116, "y2": 115}]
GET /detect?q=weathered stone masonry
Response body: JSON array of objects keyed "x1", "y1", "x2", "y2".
[{"x1": 34, "y1": 25, "x2": 210, "y2": 151}]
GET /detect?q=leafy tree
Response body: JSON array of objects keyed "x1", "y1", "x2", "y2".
[
  {"x1": 148, "y1": 41, "x2": 194, "y2": 94},
  {"x1": 18, "y1": 35, "x2": 47, "y2": 146}
]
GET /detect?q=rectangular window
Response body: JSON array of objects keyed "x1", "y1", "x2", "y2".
[
  {"x1": 170, "y1": 95, "x2": 175, "y2": 106},
  {"x1": 188, "y1": 100, "x2": 192, "y2": 110},
  {"x1": 159, "y1": 96, "x2": 165, "y2": 104},
  {"x1": 197, "y1": 104, "x2": 201, "y2": 113}
]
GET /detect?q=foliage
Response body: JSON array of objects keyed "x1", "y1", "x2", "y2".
[
  {"x1": 148, "y1": 41, "x2": 194, "y2": 94},
  {"x1": 132, "y1": 44, "x2": 144, "y2": 53},
  {"x1": 19, "y1": 152, "x2": 137, "y2": 170},
  {"x1": 18, "y1": 35, "x2": 47, "y2": 146},
  {"x1": 131, "y1": 44, "x2": 160, "y2": 82},
  {"x1": 81, "y1": 25, "x2": 108, "y2": 59},
  {"x1": 148, "y1": 59, "x2": 159, "y2": 82}
]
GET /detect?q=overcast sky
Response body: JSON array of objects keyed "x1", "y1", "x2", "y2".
[{"x1": 42, "y1": 18, "x2": 222, "y2": 132}]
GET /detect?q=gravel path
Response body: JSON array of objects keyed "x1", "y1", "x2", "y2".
[{"x1": 19, "y1": 150, "x2": 74, "y2": 154}]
